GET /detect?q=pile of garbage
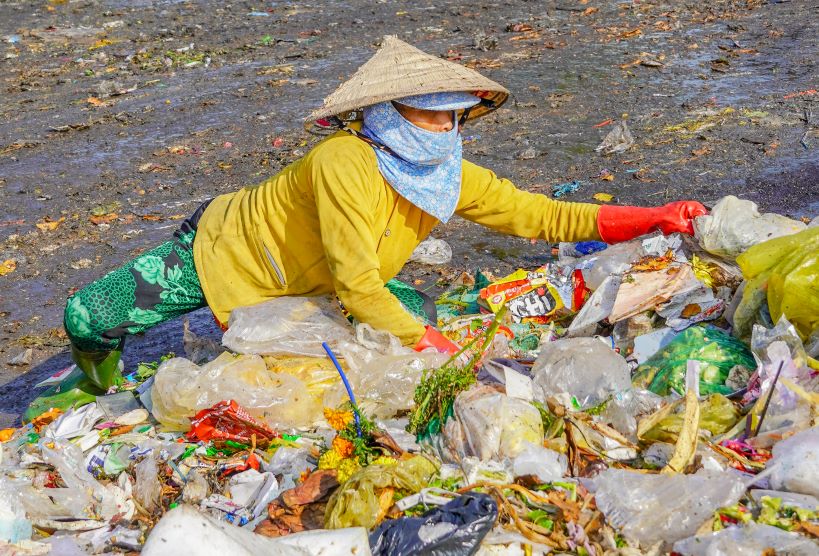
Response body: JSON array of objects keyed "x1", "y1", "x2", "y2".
[{"x1": 1, "y1": 196, "x2": 817, "y2": 555}]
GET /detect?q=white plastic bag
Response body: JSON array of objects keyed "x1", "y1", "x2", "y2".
[
  {"x1": 223, "y1": 296, "x2": 354, "y2": 357},
  {"x1": 768, "y1": 426, "x2": 819, "y2": 497},
  {"x1": 409, "y1": 237, "x2": 452, "y2": 265},
  {"x1": 693, "y1": 195, "x2": 806, "y2": 259},
  {"x1": 511, "y1": 443, "x2": 567, "y2": 483},
  {"x1": 142, "y1": 505, "x2": 372, "y2": 556},
  {"x1": 582, "y1": 468, "x2": 746, "y2": 547},
  {"x1": 151, "y1": 352, "x2": 320, "y2": 431},
  {"x1": 672, "y1": 522, "x2": 818, "y2": 556},
  {"x1": 532, "y1": 337, "x2": 630, "y2": 407},
  {"x1": 0, "y1": 478, "x2": 32, "y2": 543}
]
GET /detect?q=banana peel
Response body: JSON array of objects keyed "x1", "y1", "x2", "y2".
[{"x1": 661, "y1": 388, "x2": 700, "y2": 474}]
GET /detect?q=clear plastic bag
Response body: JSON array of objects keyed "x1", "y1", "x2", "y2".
[
  {"x1": 672, "y1": 522, "x2": 819, "y2": 556},
  {"x1": 768, "y1": 426, "x2": 819, "y2": 498},
  {"x1": 325, "y1": 326, "x2": 448, "y2": 420},
  {"x1": 409, "y1": 237, "x2": 452, "y2": 265},
  {"x1": 324, "y1": 455, "x2": 438, "y2": 530},
  {"x1": 693, "y1": 195, "x2": 806, "y2": 259},
  {"x1": 150, "y1": 352, "x2": 320, "y2": 431},
  {"x1": 0, "y1": 478, "x2": 32, "y2": 543},
  {"x1": 582, "y1": 468, "x2": 746, "y2": 547},
  {"x1": 532, "y1": 337, "x2": 631, "y2": 407},
  {"x1": 443, "y1": 385, "x2": 544, "y2": 462},
  {"x1": 135, "y1": 454, "x2": 162, "y2": 515},
  {"x1": 38, "y1": 438, "x2": 119, "y2": 521},
  {"x1": 595, "y1": 120, "x2": 634, "y2": 155},
  {"x1": 223, "y1": 296, "x2": 355, "y2": 357}
]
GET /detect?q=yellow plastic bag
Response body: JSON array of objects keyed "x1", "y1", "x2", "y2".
[
  {"x1": 734, "y1": 228, "x2": 819, "y2": 345},
  {"x1": 640, "y1": 394, "x2": 740, "y2": 444},
  {"x1": 324, "y1": 455, "x2": 438, "y2": 530}
]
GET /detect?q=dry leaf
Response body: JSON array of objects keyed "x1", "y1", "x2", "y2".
[
  {"x1": 36, "y1": 216, "x2": 65, "y2": 231},
  {"x1": 0, "y1": 259, "x2": 17, "y2": 276},
  {"x1": 620, "y1": 28, "x2": 643, "y2": 39},
  {"x1": 89, "y1": 213, "x2": 118, "y2": 225},
  {"x1": 593, "y1": 192, "x2": 614, "y2": 202},
  {"x1": 89, "y1": 38, "x2": 116, "y2": 50},
  {"x1": 662, "y1": 388, "x2": 700, "y2": 474}
]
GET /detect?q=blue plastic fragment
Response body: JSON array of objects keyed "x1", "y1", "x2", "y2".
[
  {"x1": 551, "y1": 180, "x2": 583, "y2": 198},
  {"x1": 574, "y1": 241, "x2": 608, "y2": 255}
]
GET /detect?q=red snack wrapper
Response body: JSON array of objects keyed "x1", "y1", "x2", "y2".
[{"x1": 187, "y1": 400, "x2": 278, "y2": 444}]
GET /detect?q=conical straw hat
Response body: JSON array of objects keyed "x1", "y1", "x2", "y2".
[{"x1": 306, "y1": 35, "x2": 509, "y2": 129}]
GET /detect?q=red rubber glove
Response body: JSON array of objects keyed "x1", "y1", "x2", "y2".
[
  {"x1": 414, "y1": 325, "x2": 460, "y2": 355},
  {"x1": 597, "y1": 201, "x2": 707, "y2": 244}
]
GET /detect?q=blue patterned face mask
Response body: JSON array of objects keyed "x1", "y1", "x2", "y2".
[{"x1": 361, "y1": 93, "x2": 478, "y2": 223}]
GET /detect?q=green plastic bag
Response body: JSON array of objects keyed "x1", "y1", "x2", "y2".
[
  {"x1": 734, "y1": 227, "x2": 819, "y2": 344},
  {"x1": 632, "y1": 326, "x2": 756, "y2": 396}
]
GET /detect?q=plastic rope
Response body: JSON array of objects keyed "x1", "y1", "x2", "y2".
[{"x1": 322, "y1": 342, "x2": 362, "y2": 437}]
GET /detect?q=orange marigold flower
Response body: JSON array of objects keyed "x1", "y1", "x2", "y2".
[
  {"x1": 332, "y1": 436, "x2": 355, "y2": 458},
  {"x1": 323, "y1": 407, "x2": 354, "y2": 431}
]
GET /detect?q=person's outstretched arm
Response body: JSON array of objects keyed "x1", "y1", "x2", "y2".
[{"x1": 457, "y1": 160, "x2": 705, "y2": 243}]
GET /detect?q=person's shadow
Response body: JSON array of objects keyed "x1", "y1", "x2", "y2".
[{"x1": 0, "y1": 308, "x2": 222, "y2": 428}]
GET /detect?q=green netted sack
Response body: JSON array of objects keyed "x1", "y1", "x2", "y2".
[{"x1": 632, "y1": 326, "x2": 756, "y2": 396}]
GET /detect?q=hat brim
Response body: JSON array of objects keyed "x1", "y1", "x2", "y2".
[{"x1": 305, "y1": 36, "x2": 510, "y2": 134}]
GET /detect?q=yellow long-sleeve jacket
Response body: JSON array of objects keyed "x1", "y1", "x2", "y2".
[{"x1": 193, "y1": 129, "x2": 602, "y2": 345}]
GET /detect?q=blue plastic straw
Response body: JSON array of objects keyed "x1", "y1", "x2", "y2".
[{"x1": 322, "y1": 342, "x2": 362, "y2": 437}]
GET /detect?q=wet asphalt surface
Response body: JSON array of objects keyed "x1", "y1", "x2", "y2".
[{"x1": 1, "y1": 0, "x2": 817, "y2": 426}]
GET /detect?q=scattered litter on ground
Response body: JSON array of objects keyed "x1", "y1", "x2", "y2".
[{"x1": 2, "y1": 195, "x2": 816, "y2": 555}]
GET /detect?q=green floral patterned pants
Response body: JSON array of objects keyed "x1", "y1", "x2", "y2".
[
  {"x1": 64, "y1": 204, "x2": 210, "y2": 352},
  {"x1": 64, "y1": 202, "x2": 436, "y2": 353}
]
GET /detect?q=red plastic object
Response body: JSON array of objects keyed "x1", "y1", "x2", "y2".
[
  {"x1": 414, "y1": 325, "x2": 460, "y2": 355},
  {"x1": 187, "y1": 400, "x2": 278, "y2": 444}
]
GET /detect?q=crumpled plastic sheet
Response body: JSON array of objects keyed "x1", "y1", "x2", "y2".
[
  {"x1": 672, "y1": 522, "x2": 819, "y2": 556},
  {"x1": 223, "y1": 296, "x2": 355, "y2": 357},
  {"x1": 595, "y1": 120, "x2": 634, "y2": 154},
  {"x1": 693, "y1": 195, "x2": 806, "y2": 260},
  {"x1": 768, "y1": 426, "x2": 819, "y2": 498},
  {"x1": 324, "y1": 456, "x2": 438, "y2": 530},
  {"x1": 369, "y1": 492, "x2": 498, "y2": 556},
  {"x1": 142, "y1": 505, "x2": 372, "y2": 556},
  {"x1": 582, "y1": 468, "x2": 747, "y2": 547},
  {"x1": 532, "y1": 337, "x2": 631, "y2": 407},
  {"x1": 151, "y1": 352, "x2": 320, "y2": 431},
  {"x1": 430, "y1": 385, "x2": 543, "y2": 463},
  {"x1": 409, "y1": 237, "x2": 452, "y2": 265}
]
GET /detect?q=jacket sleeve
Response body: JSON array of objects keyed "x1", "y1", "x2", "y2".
[
  {"x1": 310, "y1": 142, "x2": 427, "y2": 345},
  {"x1": 456, "y1": 159, "x2": 603, "y2": 242}
]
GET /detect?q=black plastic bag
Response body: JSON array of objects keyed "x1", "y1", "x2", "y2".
[{"x1": 369, "y1": 492, "x2": 498, "y2": 556}]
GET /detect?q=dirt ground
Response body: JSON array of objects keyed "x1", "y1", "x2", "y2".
[{"x1": 0, "y1": 0, "x2": 817, "y2": 426}]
